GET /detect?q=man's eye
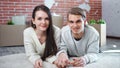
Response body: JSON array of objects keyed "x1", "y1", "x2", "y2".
[
  {"x1": 76, "y1": 20, "x2": 81, "y2": 23},
  {"x1": 69, "y1": 21, "x2": 73, "y2": 23}
]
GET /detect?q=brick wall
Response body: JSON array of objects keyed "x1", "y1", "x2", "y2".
[{"x1": 0, "y1": 0, "x2": 101, "y2": 25}]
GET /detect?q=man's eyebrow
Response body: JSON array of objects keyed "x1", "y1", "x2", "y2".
[{"x1": 76, "y1": 19, "x2": 82, "y2": 23}]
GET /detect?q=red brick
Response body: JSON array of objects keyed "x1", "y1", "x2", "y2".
[
  {"x1": 8, "y1": 0, "x2": 21, "y2": 2},
  {"x1": 0, "y1": 0, "x2": 102, "y2": 25}
]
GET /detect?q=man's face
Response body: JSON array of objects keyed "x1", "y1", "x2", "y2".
[{"x1": 68, "y1": 14, "x2": 84, "y2": 34}]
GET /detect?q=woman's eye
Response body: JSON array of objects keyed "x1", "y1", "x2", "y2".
[
  {"x1": 38, "y1": 17, "x2": 42, "y2": 20},
  {"x1": 45, "y1": 17, "x2": 49, "y2": 20}
]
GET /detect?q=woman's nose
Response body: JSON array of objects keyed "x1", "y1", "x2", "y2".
[{"x1": 41, "y1": 19, "x2": 46, "y2": 24}]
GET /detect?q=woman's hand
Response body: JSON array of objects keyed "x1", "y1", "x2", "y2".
[{"x1": 34, "y1": 59, "x2": 43, "y2": 68}]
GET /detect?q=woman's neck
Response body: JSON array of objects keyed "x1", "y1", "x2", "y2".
[
  {"x1": 36, "y1": 30, "x2": 46, "y2": 37},
  {"x1": 35, "y1": 29, "x2": 47, "y2": 44}
]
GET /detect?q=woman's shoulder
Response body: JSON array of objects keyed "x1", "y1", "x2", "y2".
[
  {"x1": 53, "y1": 25, "x2": 61, "y2": 36},
  {"x1": 24, "y1": 27, "x2": 34, "y2": 33}
]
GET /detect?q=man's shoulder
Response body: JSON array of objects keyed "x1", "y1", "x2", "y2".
[
  {"x1": 85, "y1": 25, "x2": 99, "y2": 36},
  {"x1": 61, "y1": 25, "x2": 70, "y2": 36},
  {"x1": 61, "y1": 25, "x2": 70, "y2": 32}
]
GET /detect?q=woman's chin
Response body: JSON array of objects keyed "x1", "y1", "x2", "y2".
[
  {"x1": 38, "y1": 28, "x2": 47, "y2": 31},
  {"x1": 39, "y1": 27, "x2": 48, "y2": 30}
]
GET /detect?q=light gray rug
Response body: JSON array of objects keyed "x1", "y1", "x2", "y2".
[
  {"x1": 0, "y1": 53, "x2": 33, "y2": 68},
  {"x1": 0, "y1": 53, "x2": 120, "y2": 68},
  {"x1": 85, "y1": 52, "x2": 120, "y2": 68}
]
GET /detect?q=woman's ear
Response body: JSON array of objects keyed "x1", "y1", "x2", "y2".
[{"x1": 32, "y1": 19, "x2": 35, "y2": 24}]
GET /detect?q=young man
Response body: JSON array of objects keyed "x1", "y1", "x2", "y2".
[{"x1": 54, "y1": 7, "x2": 100, "y2": 68}]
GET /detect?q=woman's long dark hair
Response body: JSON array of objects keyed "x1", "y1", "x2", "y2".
[{"x1": 31, "y1": 5, "x2": 57, "y2": 60}]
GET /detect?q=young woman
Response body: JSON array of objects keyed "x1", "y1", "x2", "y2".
[{"x1": 23, "y1": 5, "x2": 60, "y2": 68}]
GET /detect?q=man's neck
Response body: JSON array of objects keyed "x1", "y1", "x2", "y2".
[{"x1": 72, "y1": 31, "x2": 84, "y2": 41}]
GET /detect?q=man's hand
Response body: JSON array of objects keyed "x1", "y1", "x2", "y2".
[
  {"x1": 70, "y1": 57, "x2": 85, "y2": 67},
  {"x1": 54, "y1": 53, "x2": 70, "y2": 68}
]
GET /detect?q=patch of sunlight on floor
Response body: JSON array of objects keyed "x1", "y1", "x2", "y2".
[
  {"x1": 103, "y1": 50, "x2": 120, "y2": 53},
  {"x1": 103, "y1": 44, "x2": 120, "y2": 53}
]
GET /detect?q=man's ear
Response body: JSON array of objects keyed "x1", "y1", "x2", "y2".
[{"x1": 84, "y1": 19, "x2": 88, "y2": 25}]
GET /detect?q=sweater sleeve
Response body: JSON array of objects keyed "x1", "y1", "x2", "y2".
[
  {"x1": 83, "y1": 33, "x2": 100, "y2": 64},
  {"x1": 45, "y1": 55, "x2": 57, "y2": 63},
  {"x1": 56, "y1": 30, "x2": 68, "y2": 57},
  {"x1": 23, "y1": 29, "x2": 41, "y2": 65}
]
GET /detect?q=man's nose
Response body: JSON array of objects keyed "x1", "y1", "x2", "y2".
[{"x1": 73, "y1": 22, "x2": 77, "y2": 27}]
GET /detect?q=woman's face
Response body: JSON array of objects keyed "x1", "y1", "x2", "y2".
[
  {"x1": 32, "y1": 10, "x2": 49, "y2": 32},
  {"x1": 68, "y1": 14, "x2": 84, "y2": 34}
]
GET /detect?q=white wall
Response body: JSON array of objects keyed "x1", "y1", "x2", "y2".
[{"x1": 102, "y1": 0, "x2": 120, "y2": 37}]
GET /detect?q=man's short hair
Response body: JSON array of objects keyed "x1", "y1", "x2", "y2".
[{"x1": 67, "y1": 7, "x2": 86, "y2": 19}]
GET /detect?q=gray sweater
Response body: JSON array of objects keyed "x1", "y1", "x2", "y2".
[{"x1": 58, "y1": 25, "x2": 100, "y2": 64}]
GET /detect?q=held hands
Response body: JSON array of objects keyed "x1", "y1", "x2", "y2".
[
  {"x1": 53, "y1": 53, "x2": 70, "y2": 68},
  {"x1": 70, "y1": 57, "x2": 86, "y2": 67},
  {"x1": 53, "y1": 53, "x2": 86, "y2": 68},
  {"x1": 34, "y1": 59, "x2": 43, "y2": 68}
]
